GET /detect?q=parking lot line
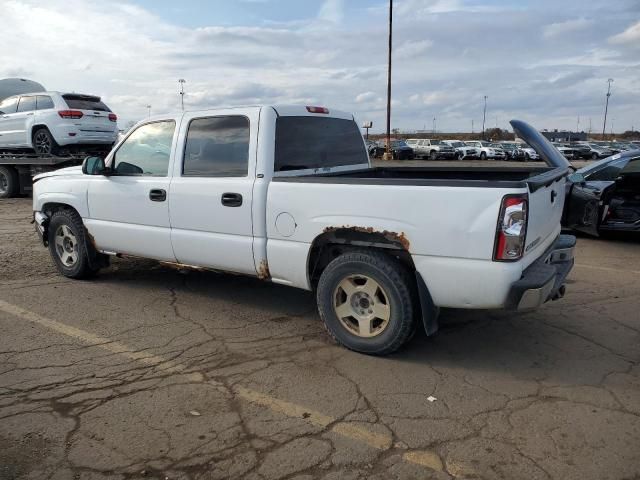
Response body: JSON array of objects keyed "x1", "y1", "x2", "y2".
[{"x1": 0, "y1": 298, "x2": 444, "y2": 473}]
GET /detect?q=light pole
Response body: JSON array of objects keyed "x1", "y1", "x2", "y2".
[
  {"x1": 602, "y1": 78, "x2": 613, "y2": 137},
  {"x1": 384, "y1": 0, "x2": 393, "y2": 160},
  {"x1": 178, "y1": 79, "x2": 186, "y2": 111},
  {"x1": 432, "y1": 117, "x2": 436, "y2": 135},
  {"x1": 146, "y1": 105, "x2": 152, "y2": 118},
  {"x1": 471, "y1": 119, "x2": 474, "y2": 134},
  {"x1": 482, "y1": 95, "x2": 487, "y2": 140}
]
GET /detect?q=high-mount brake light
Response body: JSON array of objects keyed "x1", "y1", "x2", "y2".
[
  {"x1": 108, "y1": 113, "x2": 117, "y2": 122},
  {"x1": 306, "y1": 106, "x2": 330, "y2": 114},
  {"x1": 58, "y1": 110, "x2": 84, "y2": 119},
  {"x1": 493, "y1": 195, "x2": 528, "y2": 261}
]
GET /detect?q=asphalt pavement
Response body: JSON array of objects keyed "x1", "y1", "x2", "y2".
[{"x1": 0, "y1": 198, "x2": 639, "y2": 480}]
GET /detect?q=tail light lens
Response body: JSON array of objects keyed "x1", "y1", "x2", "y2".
[
  {"x1": 108, "y1": 113, "x2": 117, "y2": 122},
  {"x1": 306, "y1": 106, "x2": 329, "y2": 114},
  {"x1": 494, "y1": 195, "x2": 528, "y2": 261},
  {"x1": 58, "y1": 110, "x2": 83, "y2": 119}
]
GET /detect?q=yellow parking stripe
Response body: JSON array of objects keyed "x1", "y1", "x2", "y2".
[{"x1": 0, "y1": 299, "x2": 454, "y2": 473}]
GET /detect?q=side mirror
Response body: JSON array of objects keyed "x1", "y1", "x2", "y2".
[
  {"x1": 568, "y1": 172, "x2": 585, "y2": 184},
  {"x1": 82, "y1": 156, "x2": 106, "y2": 175}
]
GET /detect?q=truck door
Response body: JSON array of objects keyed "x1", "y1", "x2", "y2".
[
  {"x1": 565, "y1": 176, "x2": 613, "y2": 236},
  {"x1": 168, "y1": 109, "x2": 259, "y2": 275},
  {"x1": 85, "y1": 119, "x2": 179, "y2": 260}
]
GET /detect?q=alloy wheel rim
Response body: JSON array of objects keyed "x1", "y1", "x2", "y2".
[
  {"x1": 54, "y1": 225, "x2": 79, "y2": 267},
  {"x1": 333, "y1": 274, "x2": 391, "y2": 338},
  {"x1": 35, "y1": 132, "x2": 51, "y2": 154}
]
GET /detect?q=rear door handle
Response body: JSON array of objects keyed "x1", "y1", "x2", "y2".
[
  {"x1": 149, "y1": 189, "x2": 166, "y2": 202},
  {"x1": 221, "y1": 192, "x2": 243, "y2": 207}
]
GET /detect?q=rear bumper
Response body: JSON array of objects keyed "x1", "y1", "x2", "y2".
[
  {"x1": 51, "y1": 124, "x2": 117, "y2": 146},
  {"x1": 505, "y1": 234, "x2": 575, "y2": 310}
]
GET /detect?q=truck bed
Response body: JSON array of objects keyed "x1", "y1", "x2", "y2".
[{"x1": 274, "y1": 165, "x2": 563, "y2": 191}]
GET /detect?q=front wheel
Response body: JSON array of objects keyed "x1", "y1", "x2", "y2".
[
  {"x1": 591, "y1": 152, "x2": 598, "y2": 160},
  {"x1": 316, "y1": 250, "x2": 416, "y2": 355},
  {"x1": 429, "y1": 150, "x2": 438, "y2": 161},
  {"x1": 480, "y1": 152, "x2": 487, "y2": 160},
  {"x1": 47, "y1": 210, "x2": 101, "y2": 279}
]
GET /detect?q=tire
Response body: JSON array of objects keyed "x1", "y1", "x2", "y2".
[
  {"x1": 429, "y1": 150, "x2": 437, "y2": 161},
  {"x1": 480, "y1": 152, "x2": 487, "y2": 161},
  {"x1": 316, "y1": 250, "x2": 416, "y2": 355},
  {"x1": 0, "y1": 166, "x2": 19, "y2": 199},
  {"x1": 457, "y1": 152, "x2": 464, "y2": 161},
  {"x1": 591, "y1": 152, "x2": 598, "y2": 160},
  {"x1": 47, "y1": 209, "x2": 101, "y2": 279},
  {"x1": 32, "y1": 128, "x2": 59, "y2": 155},
  {"x1": 525, "y1": 153, "x2": 530, "y2": 162}
]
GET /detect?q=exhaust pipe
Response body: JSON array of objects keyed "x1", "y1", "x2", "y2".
[{"x1": 551, "y1": 284, "x2": 566, "y2": 301}]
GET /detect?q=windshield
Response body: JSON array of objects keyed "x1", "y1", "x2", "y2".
[
  {"x1": 450, "y1": 141, "x2": 464, "y2": 147},
  {"x1": 274, "y1": 116, "x2": 368, "y2": 172}
]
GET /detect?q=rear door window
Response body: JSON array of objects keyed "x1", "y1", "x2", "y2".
[
  {"x1": 36, "y1": 96, "x2": 54, "y2": 110},
  {"x1": 62, "y1": 94, "x2": 111, "y2": 112},
  {"x1": 182, "y1": 116, "x2": 250, "y2": 177},
  {"x1": 17, "y1": 96, "x2": 36, "y2": 112},
  {"x1": 274, "y1": 117, "x2": 367, "y2": 172}
]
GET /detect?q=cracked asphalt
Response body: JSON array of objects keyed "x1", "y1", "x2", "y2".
[{"x1": 1, "y1": 198, "x2": 639, "y2": 480}]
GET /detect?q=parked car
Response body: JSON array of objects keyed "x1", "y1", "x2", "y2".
[
  {"x1": 519, "y1": 145, "x2": 540, "y2": 161},
  {"x1": 0, "y1": 92, "x2": 118, "y2": 155},
  {"x1": 564, "y1": 149, "x2": 640, "y2": 235},
  {"x1": 441, "y1": 140, "x2": 479, "y2": 160},
  {"x1": 375, "y1": 139, "x2": 415, "y2": 160},
  {"x1": 552, "y1": 143, "x2": 578, "y2": 160},
  {"x1": 497, "y1": 142, "x2": 526, "y2": 161},
  {"x1": 32, "y1": 107, "x2": 575, "y2": 355},
  {"x1": 409, "y1": 139, "x2": 456, "y2": 160},
  {"x1": 364, "y1": 139, "x2": 377, "y2": 156},
  {"x1": 577, "y1": 142, "x2": 614, "y2": 160},
  {"x1": 464, "y1": 141, "x2": 507, "y2": 160}
]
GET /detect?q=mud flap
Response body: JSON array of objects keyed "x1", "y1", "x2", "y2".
[{"x1": 415, "y1": 272, "x2": 439, "y2": 336}]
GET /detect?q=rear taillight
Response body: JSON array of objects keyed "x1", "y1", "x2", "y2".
[
  {"x1": 306, "y1": 106, "x2": 329, "y2": 114},
  {"x1": 494, "y1": 195, "x2": 528, "y2": 261},
  {"x1": 58, "y1": 110, "x2": 83, "y2": 119},
  {"x1": 108, "y1": 113, "x2": 117, "y2": 122}
]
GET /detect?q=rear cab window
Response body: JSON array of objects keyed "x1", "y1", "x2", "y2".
[
  {"x1": 274, "y1": 117, "x2": 368, "y2": 173},
  {"x1": 62, "y1": 94, "x2": 111, "y2": 112}
]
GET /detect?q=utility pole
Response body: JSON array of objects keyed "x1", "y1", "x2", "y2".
[
  {"x1": 471, "y1": 119, "x2": 474, "y2": 134},
  {"x1": 589, "y1": 117, "x2": 592, "y2": 136},
  {"x1": 178, "y1": 79, "x2": 186, "y2": 111},
  {"x1": 602, "y1": 78, "x2": 613, "y2": 136},
  {"x1": 384, "y1": 0, "x2": 393, "y2": 160},
  {"x1": 482, "y1": 95, "x2": 487, "y2": 140},
  {"x1": 432, "y1": 117, "x2": 436, "y2": 135},
  {"x1": 146, "y1": 105, "x2": 152, "y2": 118}
]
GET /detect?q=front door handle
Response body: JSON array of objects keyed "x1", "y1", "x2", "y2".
[
  {"x1": 149, "y1": 189, "x2": 166, "y2": 202},
  {"x1": 221, "y1": 192, "x2": 243, "y2": 207}
]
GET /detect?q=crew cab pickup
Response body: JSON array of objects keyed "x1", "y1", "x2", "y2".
[{"x1": 32, "y1": 105, "x2": 575, "y2": 355}]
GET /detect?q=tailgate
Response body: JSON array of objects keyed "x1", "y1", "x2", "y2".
[
  {"x1": 509, "y1": 119, "x2": 571, "y2": 265},
  {"x1": 523, "y1": 174, "x2": 566, "y2": 264}
]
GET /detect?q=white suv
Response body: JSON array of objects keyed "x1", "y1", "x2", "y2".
[{"x1": 0, "y1": 92, "x2": 118, "y2": 155}]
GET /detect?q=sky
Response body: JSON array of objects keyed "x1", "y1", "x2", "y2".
[{"x1": 1, "y1": 0, "x2": 639, "y2": 133}]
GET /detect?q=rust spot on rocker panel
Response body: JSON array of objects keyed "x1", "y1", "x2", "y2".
[
  {"x1": 322, "y1": 226, "x2": 410, "y2": 251},
  {"x1": 257, "y1": 259, "x2": 271, "y2": 280}
]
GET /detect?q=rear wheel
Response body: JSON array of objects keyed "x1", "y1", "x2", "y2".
[
  {"x1": 32, "y1": 128, "x2": 59, "y2": 155},
  {"x1": 429, "y1": 150, "x2": 437, "y2": 161},
  {"x1": 316, "y1": 250, "x2": 416, "y2": 355},
  {"x1": 0, "y1": 166, "x2": 18, "y2": 199},
  {"x1": 591, "y1": 152, "x2": 598, "y2": 160},
  {"x1": 48, "y1": 210, "x2": 101, "y2": 279}
]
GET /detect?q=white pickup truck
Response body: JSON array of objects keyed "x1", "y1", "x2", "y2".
[{"x1": 32, "y1": 105, "x2": 575, "y2": 355}]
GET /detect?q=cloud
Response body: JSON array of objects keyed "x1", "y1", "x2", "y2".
[
  {"x1": 543, "y1": 17, "x2": 593, "y2": 38},
  {"x1": 0, "y1": 0, "x2": 638, "y2": 133},
  {"x1": 609, "y1": 20, "x2": 640, "y2": 45}
]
